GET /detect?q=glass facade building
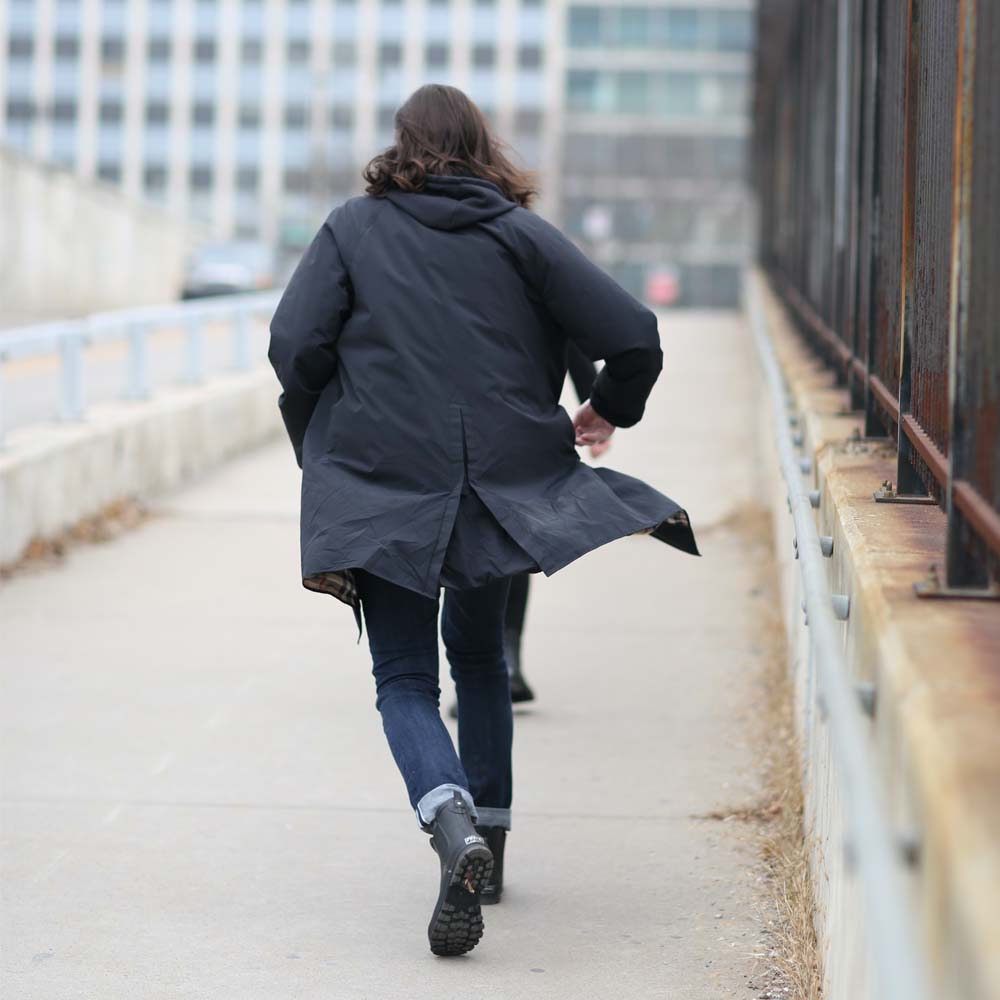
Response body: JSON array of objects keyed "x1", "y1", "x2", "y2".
[
  {"x1": 561, "y1": 1, "x2": 754, "y2": 306},
  {"x1": 1, "y1": 0, "x2": 754, "y2": 305},
  {"x1": 0, "y1": 0, "x2": 556, "y2": 253}
]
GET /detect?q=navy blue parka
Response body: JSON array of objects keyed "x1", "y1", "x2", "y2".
[{"x1": 268, "y1": 175, "x2": 698, "y2": 625}]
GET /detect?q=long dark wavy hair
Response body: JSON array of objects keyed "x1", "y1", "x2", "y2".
[{"x1": 363, "y1": 84, "x2": 537, "y2": 208}]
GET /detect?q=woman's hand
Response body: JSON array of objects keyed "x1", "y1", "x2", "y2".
[{"x1": 573, "y1": 400, "x2": 615, "y2": 448}]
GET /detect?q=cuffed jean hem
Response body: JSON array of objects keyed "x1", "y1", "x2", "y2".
[
  {"x1": 415, "y1": 783, "x2": 477, "y2": 828},
  {"x1": 474, "y1": 807, "x2": 511, "y2": 830}
]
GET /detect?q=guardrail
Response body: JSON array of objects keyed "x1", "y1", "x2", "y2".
[
  {"x1": 752, "y1": 0, "x2": 1000, "y2": 595},
  {"x1": 0, "y1": 290, "x2": 281, "y2": 447},
  {"x1": 746, "y1": 271, "x2": 931, "y2": 1000}
]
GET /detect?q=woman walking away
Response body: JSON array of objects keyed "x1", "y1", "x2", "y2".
[{"x1": 267, "y1": 84, "x2": 699, "y2": 958}]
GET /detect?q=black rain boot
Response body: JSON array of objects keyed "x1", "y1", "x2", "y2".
[
  {"x1": 426, "y1": 791, "x2": 494, "y2": 956},
  {"x1": 505, "y1": 627, "x2": 535, "y2": 704},
  {"x1": 475, "y1": 826, "x2": 506, "y2": 905}
]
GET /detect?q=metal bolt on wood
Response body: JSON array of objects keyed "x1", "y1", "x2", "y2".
[
  {"x1": 856, "y1": 682, "x2": 877, "y2": 718},
  {"x1": 833, "y1": 594, "x2": 851, "y2": 620},
  {"x1": 897, "y1": 831, "x2": 922, "y2": 869}
]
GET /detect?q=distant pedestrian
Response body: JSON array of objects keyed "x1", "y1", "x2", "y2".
[
  {"x1": 268, "y1": 83, "x2": 698, "y2": 958},
  {"x1": 449, "y1": 343, "x2": 607, "y2": 714}
]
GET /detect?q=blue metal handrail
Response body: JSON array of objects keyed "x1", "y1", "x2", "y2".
[
  {"x1": 0, "y1": 290, "x2": 281, "y2": 445},
  {"x1": 746, "y1": 269, "x2": 930, "y2": 1000}
]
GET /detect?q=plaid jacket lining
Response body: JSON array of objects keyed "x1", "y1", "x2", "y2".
[
  {"x1": 300, "y1": 509, "x2": 692, "y2": 616},
  {"x1": 303, "y1": 569, "x2": 359, "y2": 609}
]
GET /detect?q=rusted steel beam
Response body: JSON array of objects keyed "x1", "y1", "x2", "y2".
[
  {"x1": 868, "y1": 374, "x2": 899, "y2": 423},
  {"x1": 952, "y1": 480, "x2": 1000, "y2": 561},
  {"x1": 900, "y1": 414, "x2": 949, "y2": 488}
]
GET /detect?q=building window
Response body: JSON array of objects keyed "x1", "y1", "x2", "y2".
[
  {"x1": 472, "y1": 45, "x2": 495, "y2": 68},
  {"x1": 330, "y1": 104, "x2": 354, "y2": 129},
  {"x1": 287, "y1": 39, "x2": 310, "y2": 62},
  {"x1": 148, "y1": 37, "x2": 171, "y2": 61},
  {"x1": 192, "y1": 102, "x2": 215, "y2": 126},
  {"x1": 54, "y1": 36, "x2": 80, "y2": 59},
  {"x1": 6, "y1": 99, "x2": 36, "y2": 122},
  {"x1": 666, "y1": 9, "x2": 700, "y2": 49},
  {"x1": 146, "y1": 101, "x2": 169, "y2": 124},
  {"x1": 8, "y1": 36, "x2": 34, "y2": 59},
  {"x1": 236, "y1": 166, "x2": 259, "y2": 191},
  {"x1": 619, "y1": 8, "x2": 648, "y2": 46},
  {"x1": 284, "y1": 104, "x2": 308, "y2": 129},
  {"x1": 662, "y1": 71, "x2": 699, "y2": 114},
  {"x1": 568, "y1": 8, "x2": 602, "y2": 47},
  {"x1": 428, "y1": 0, "x2": 448, "y2": 6},
  {"x1": 517, "y1": 44, "x2": 542, "y2": 69},
  {"x1": 283, "y1": 168, "x2": 309, "y2": 192},
  {"x1": 99, "y1": 100, "x2": 123, "y2": 123},
  {"x1": 101, "y1": 37, "x2": 125, "y2": 63},
  {"x1": 239, "y1": 104, "x2": 261, "y2": 128},
  {"x1": 144, "y1": 164, "x2": 167, "y2": 190},
  {"x1": 514, "y1": 108, "x2": 542, "y2": 134},
  {"x1": 51, "y1": 99, "x2": 77, "y2": 123},
  {"x1": 377, "y1": 105, "x2": 396, "y2": 131},
  {"x1": 426, "y1": 43, "x2": 448, "y2": 68},
  {"x1": 189, "y1": 165, "x2": 213, "y2": 190},
  {"x1": 379, "y1": 42, "x2": 402, "y2": 69},
  {"x1": 618, "y1": 71, "x2": 648, "y2": 113},
  {"x1": 194, "y1": 38, "x2": 216, "y2": 63},
  {"x1": 567, "y1": 69, "x2": 599, "y2": 111},
  {"x1": 241, "y1": 39, "x2": 262, "y2": 63},
  {"x1": 717, "y1": 11, "x2": 753, "y2": 52},
  {"x1": 98, "y1": 162, "x2": 121, "y2": 182},
  {"x1": 332, "y1": 41, "x2": 356, "y2": 67}
]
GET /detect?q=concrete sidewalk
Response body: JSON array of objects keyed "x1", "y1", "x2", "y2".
[{"x1": 1, "y1": 312, "x2": 773, "y2": 999}]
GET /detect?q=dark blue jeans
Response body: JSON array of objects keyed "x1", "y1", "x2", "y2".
[{"x1": 355, "y1": 569, "x2": 513, "y2": 829}]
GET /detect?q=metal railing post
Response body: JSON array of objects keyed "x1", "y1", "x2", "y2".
[
  {"x1": 234, "y1": 308, "x2": 252, "y2": 372},
  {"x1": 59, "y1": 329, "x2": 85, "y2": 422},
  {"x1": 184, "y1": 314, "x2": 205, "y2": 385},
  {"x1": 944, "y1": 0, "x2": 990, "y2": 590},
  {"x1": 127, "y1": 321, "x2": 150, "y2": 400},
  {"x1": 0, "y1": 358, "x2": 6, "y2": 448}
]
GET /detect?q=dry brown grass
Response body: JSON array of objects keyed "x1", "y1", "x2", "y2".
[
  {"x1": 699, "y1": 503, "x2": 823, "y2": 1000},
  {"x1": 0, "y1": 497, "x2": 149, "y2": 579},
  {"x1": 752, "y1": 640, "x2": 823, "y2": 1000}
]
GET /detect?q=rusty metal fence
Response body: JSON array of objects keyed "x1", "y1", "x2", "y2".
[{"x1": 753, "y1": 0, "x2": 1000, "y2": 593}]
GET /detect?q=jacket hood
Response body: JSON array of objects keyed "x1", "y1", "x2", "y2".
[{"x1": 384, "y1": 174, "x2": 517, "y2": 231}]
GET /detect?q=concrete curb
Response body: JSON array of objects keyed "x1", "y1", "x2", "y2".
[
  {"x1": 0, "y1": 367, "x2": 282, "y2": 566},
  {"x1": 754, "y1": 273, "x2": 1000, "y2": 1000}
]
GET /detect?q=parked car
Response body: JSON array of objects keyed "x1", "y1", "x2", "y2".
[{"x1": 180, "y1": 241, "x2": 276, "y2": 299}]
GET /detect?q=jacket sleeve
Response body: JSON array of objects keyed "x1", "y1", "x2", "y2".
[
  {"x1": 267, "y1": 216, "x2": 352, "y2": 467},
  {"x1": 517, "y1": 212, "x2": 663, "y2": 428}
]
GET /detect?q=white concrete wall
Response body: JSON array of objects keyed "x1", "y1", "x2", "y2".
[
  {"x1": 0, "y1": 147, "x2": 196, "y2": 325},
  {"x1": 0, "y1": 367, "x2": 282, "y2": 566}
]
